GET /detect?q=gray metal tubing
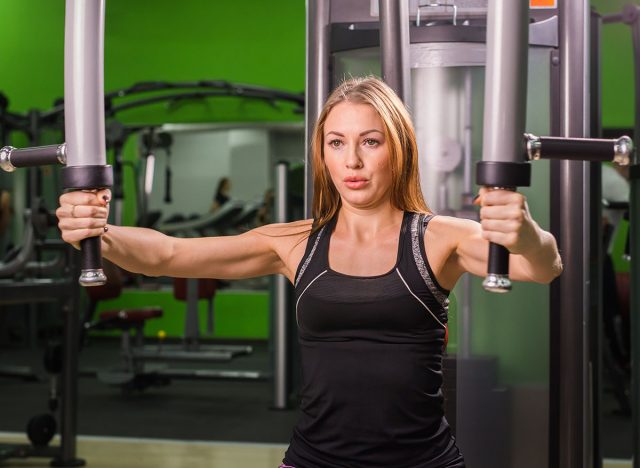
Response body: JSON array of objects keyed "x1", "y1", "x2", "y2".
[
  {"x1": 64, "y1": 0, "x2": 106, "y2": 167},
  {"x1": 24, "y1": 254, "x2": 67, "y2": 276},
  {"x1": 481, "y1": 0, "x2": 529, "y2": 164},
  {"x1": 0, "y1": 212, "x2": 34, "y2": 278},
  {"x1": 552, "y1": 0, "x2": 592, "y2": 466},
  {"x1": 379, "y1": 0, "x2": 410, "y2": 102},
  {"x1": 628, "y1": 8, "x2": 640, "y2": 467},
  {"x1": 273, "y1": 161, "x2": 289, "y2": 410},
  {"x1": 305, "y1": 0, "x2": 330, "y2": 218},
  {"x1": 0, "y1": 144, "x2": 66, "y2": 171},
  {"x1": 59, "y1": 263, "x2": 83, "y2": 464}
]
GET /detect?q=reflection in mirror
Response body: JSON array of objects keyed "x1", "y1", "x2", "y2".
[{"x1": 137, "y1": 122, "x2": 305, "y2": 290}]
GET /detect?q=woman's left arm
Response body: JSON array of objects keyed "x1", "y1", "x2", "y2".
[{"x1": 454, "y1": 188, "x2": 563, "y2": 284}]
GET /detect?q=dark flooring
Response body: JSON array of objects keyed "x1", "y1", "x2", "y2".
[{"x1": 0, "y1": 338, "x2": 300, "y2": 444}]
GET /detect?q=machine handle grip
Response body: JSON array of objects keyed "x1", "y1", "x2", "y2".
[
  {"x1": 79, "y1": 237, "x2": 107, "y2": 286},
  {"x1": 483, "y1": 242, "x2": 512, "y2": 293},
  {"x1": 525, "y1": 134, "x2": 633, "y2": 165},
  {"x1": 0, "y1": 144, "x2": 67, "y2": 172}
]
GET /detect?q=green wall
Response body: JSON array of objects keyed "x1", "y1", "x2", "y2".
[
  {"x1": 0, "y1": 1, "x2": 305, "y2": 119},
  {"x1": 591, "y1": 0, "x2": 639, "y2": 129},
  {"x1": 0, "y1": 0, "x2": 305, "y2": 339}
]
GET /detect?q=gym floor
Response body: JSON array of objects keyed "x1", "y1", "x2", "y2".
[{"x1": 0, "y1": 338, "x2": 633, "y2": 467}]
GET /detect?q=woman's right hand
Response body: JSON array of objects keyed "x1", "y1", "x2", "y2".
[{"x1": 56, "y1": 189, "x2": 111, "y2": 249}]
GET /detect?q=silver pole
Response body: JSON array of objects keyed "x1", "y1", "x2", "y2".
[
  {"x1": 272, "y1": 162, "x2": 289, "y2": 409},
  {"x1": 625, "y1": 6, "x2": 640, "y2": 467},
  {"x1": 477, "y1": 0, "x2": 530, "y2": 293},
  {"x1": 305, "y1": 0, "x2": 330, "y2": 218},
  {"x1": 552, "y1": 0, "x2": 591, "y2": 466},
  {"x1": 379, "y1": 0, "x2": 411, "y2": 102},
  {"x1": 461, "y1": 69, "x2": 473, "y2": 358},
  {"x1": 64, "y1": 0, "x2": 107, "y2": 167},
  {"x1": 482, "y1": 0, "x2": 528, "y2": 165}
]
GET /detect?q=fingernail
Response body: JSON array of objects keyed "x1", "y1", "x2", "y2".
[
  {"x1": 102, "y1": 195, "x2": 110, "y2": 202},
  {"x1": 103, "y1": 225, "x2": 109, "y2": 233}
]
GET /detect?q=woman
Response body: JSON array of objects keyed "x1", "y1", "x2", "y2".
[
  {"x1": 210, "y1": 176, "x2": 231, "y2": 213},
  {"x1": 57, "y1": 77, "x2": 562, "y2": 468}
]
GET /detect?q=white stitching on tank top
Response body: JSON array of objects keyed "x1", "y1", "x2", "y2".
[
  {"x1": 395, "y1": 268, "x2": 446, "y2": 329},
  {"x1": 294, "y1": 225, "x2": 326, "y2": 288},
  {"x1": 295, "y1": 270, "x2": 328, "y2": 328},
  {"x1": 411, "y1": 213, "x2": 450, "y2": 309}
]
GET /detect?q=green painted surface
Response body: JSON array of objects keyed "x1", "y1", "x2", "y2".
[{"x1": 93, "y1": 289, "x2": 270, "y2": 339}]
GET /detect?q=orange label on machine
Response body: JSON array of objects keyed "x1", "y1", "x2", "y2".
[{"x1": 530, "y1": 0, "x2": 556, "y2": 8}]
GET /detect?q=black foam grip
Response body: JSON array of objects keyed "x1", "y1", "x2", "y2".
[
  {"x1": 80, "y1": 237, "x2": 102, "y2": 271},
  {"x1": 476, "y1": 161, "x2": 531, "y2": 187},
  {"x1": 61, "y1": 165, "x2": 113, "y2": 190},
  {"x1": 10, "y1": 145, "x2": 62, "y2": 168},
  {"x1": 538, "y1": 137, "x2": 616, "y2": 162},
  {"x1": 488, "y1": 242, "x2": 510, "y2": 276}
]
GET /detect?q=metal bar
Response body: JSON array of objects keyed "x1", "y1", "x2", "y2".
[
  {"x1": 628, "y1": 9, "x2": 640, "y2": 468},
  {"x1": 379, "y1": 0, "x2": 410, "y2": 102},
  {"x1": 590, "y1": 12, "x2": 603, "y2": 468},
  {"x1": 64, "y1": 0, "x2": 106, "y2": 168},
  {"x1": 305, "y1": 0, "x2": 331, "y2": 218},
  {"x1": 57, "y1": 257, "x2": 83, "y2": 465},
  {"x1": 477, "y1": 0, "x2": 529, "y2": 293},
  {"x1": 63, "y1": 0, "x2": 110, "y2": 287},
  {"x1": 551, "y1": 0, "x2": 592, "y2": 466},
  {"x1": 0, "y1": 144, "x2": 66, "y2": 172},
  {"x1": 273, "y1": 161, "x2": 290, "y2": 409}
]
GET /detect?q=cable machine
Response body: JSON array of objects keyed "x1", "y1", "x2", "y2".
[{"x1": 305, "y1": 1, "x2": 636, "y2": 467}]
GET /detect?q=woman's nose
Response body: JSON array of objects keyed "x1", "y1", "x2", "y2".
[{"x1": 345, "y1": 146, "x2": 363, "y2": 169}]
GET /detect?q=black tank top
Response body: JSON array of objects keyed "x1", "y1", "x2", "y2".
[{"x1": 283, "y1": 211, "x2": 465, "y2": 468}]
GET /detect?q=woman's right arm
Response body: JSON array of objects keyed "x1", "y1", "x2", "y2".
[{"x1": 57, "y1": 189, "x2": 309, "y2": 281}]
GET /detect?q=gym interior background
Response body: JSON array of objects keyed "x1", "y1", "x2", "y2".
[{"x1": 0, "y1": 0, "x2": 637, "y2": 467}]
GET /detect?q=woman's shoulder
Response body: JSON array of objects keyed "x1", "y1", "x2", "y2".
[
  {"x1": 251, "y1": 219, "x2": 314, "y2": 243},
  {"x1": 421, "y1": 213, "x2": 481, "y2": 240}
]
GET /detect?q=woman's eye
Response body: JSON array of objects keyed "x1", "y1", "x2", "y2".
[
  {"x1": 328, "y1": 139, "x2": 343, "y2": 149},
  {"x1": 363, "y1": 138, "x2": 379, "y2": 147}
]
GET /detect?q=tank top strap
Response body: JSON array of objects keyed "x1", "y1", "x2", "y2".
[
  {"x1": 294, "y1": 219, "x2": 331, "y2": 288},
  {"x1": 408, "y1": 212, "x2": 450, "y2": 308}
]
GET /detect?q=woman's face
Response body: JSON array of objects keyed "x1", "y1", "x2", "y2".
[{"x1": 323, "y1": 101, "x2": 393, "y2": 210}]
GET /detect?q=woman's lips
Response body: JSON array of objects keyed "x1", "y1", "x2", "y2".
[{"x1": 344, "y1": 177, "x2": 368, "y2": 189}]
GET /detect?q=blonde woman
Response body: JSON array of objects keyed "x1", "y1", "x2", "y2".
[{"x1": 57, "y1": 77, "x2": 562, "y2": 468}]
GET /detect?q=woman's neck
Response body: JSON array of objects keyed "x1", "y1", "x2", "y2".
[{"x1": 335, "y1": 203, "x2": 404, "y2": 241}]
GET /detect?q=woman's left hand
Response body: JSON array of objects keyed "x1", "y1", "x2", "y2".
[{"x1": 474, "y1": 187, "x2": 541, "y2": 255}]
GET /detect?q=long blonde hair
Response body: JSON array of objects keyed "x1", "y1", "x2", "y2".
[{"x1": 311, "y1": 76, "x2": 429, "y2": 231}]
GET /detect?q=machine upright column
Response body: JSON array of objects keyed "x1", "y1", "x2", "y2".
[
  {"x1": 378, "y1": 0, "x2": 410, "y2": 102},
  {"x1": 305, "y1": 0, "x2": 330, "y2": 218},
  {"x1": 627, "y1": 6, "x2": 640, "y2": 467},
  {"x1": 551, "y1": 0, "x2": 592, "y2": 466},
  {"x1": 272, "y1": 161, "x2": 290, "y2": 410}
]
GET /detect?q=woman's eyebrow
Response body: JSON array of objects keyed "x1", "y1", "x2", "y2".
[{"x1": 325, "y1": 129, "x2": 384, "y2": 137}]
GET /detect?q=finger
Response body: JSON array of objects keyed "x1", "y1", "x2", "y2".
[
  {"x1": 480, "y1": 230, "x2": 518, "y2": 248},
  {"x1": 473, "y1": 187, "x2": 490, "y2": 206},
  {"x1": 480, "y1": 205, "x2": 524, "y2": 221},
  {"x1": 481, "y1": 219, "x2": 521, "y2": 234},
  {"x1": 60, "y1": 190, "x2": 105, "y2": 207},
  {"x1": 60, "y1": 227, "x2": 107, "y2": 245},
  {"x1": 482, "y1": 190, "x2": 525, "y2": 207},
  {"x1": 96, "y1": 188, "x2": 112, "y2": 205},
  {"x1": 68, "y1": 205, "x2": 109, "y2": 219},
  {"x1": 58, "y1": 216, "x2": 107, "y2": 232}
]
